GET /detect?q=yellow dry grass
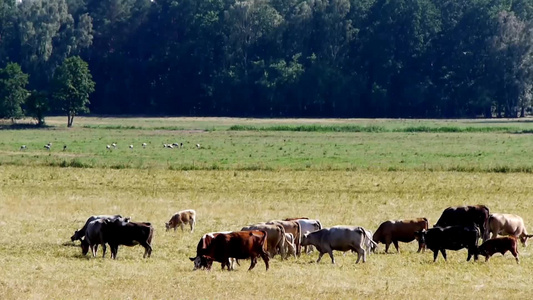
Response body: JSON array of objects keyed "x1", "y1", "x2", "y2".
[{"x1": 0, "y1": 165, "x2": 532, "y2": 299}]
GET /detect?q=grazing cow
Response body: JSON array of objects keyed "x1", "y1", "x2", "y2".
[
  {"x1": 373, "y1": 218, "x2": 428, "y2": 253},
  {"x1": 284, "y1": 217, "x2": 322, "y2": 253},
  {"x1": 267, "y1": 220, "x2": 302, "y2": 255},
  {"x1": 284, "y1": 233, "x2": 297, "y2": 258},
  {"x1": 165, "y1": 209, "x2": 196, "y2": 233},
  {"x1": 80, "y1": 219, "x2": 107, "y2": 257},
  {"x1": 241, "y1": 223, "x2": 286, "y2": 259},
  {"x1": 190, "y1": 232, "x2": 237, "y2": 270},
  {"x1": 488, "y1": 213, "x2": 533, "y2": 247},
  {"x1": 435, "y1": 205, "x2": 490, "y2": 241},
  {"x1": 477, "y1": 236, "x2": 519, "y2": 264},
  {"x1": 71, "y1": 215, "x2": 125, "y2": 242},
  {"x1": 301, "y1": 226, "x2": 376, "y2": 264},
  {"x1": 415, "y1": 225, "x2": 480, "y2": 262},
  {"x1": 195, "y1": 230, "x2": 270, "y2": 271},
  {"x1": 101, "y1": 219, "x2": 154, "y2": 259}
]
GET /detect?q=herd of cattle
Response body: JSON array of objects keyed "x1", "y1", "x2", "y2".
[{"x1": 70, "y1": 205, "x2": 532, "y2": 271}]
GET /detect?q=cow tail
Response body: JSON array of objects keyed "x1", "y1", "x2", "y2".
[
  {"x1": 422, "y1": 218, "x2": 429, "y2": 230},
  {"x1": 260, "y1": 230, "x2": 268, "y2": 254},
  {"x1": 295, "y1": 221, "x2": 302, "y2": 256},
  {"x1": 483, "y1": 207, "x2": 490, "y2": 241}
]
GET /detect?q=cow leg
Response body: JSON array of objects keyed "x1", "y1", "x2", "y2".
[
  {"x1": 190, "y1": 220, "x2": 194, "y2": 232},
  {"x1": 384, "y1": 242, "x2": 391, "y2": 253},
  {"x1": 248, "y1": 257, "x2": 257, "y2": 271},
  {"x1": 393, "y1": 241, "x2": 400, "y2": 253},
  {"x1": 102, "y1": 244, "x2": 107, "y2": 258},
  {"x1": 141, "y1": 242, "x2": 152, "y2": 258},
  {"x1": 355, "y1": 248, "x2": 366, "y2": 263},
  {"x1": 90, "y1": 245, "x2": 96, "y2": 257},
  {"x1": 484, "y1": 255, "x2": 490, "y2": 262},
  {"x1": 432, "y1": 250, "x2": 439, "y2": 262},
  {"x1": 327, "y1": 251, "x2": 335, "y2": 264},
  {"x1": 440, "y1": 249, "x2": 447, "y2": 261},
  {"x1": 511, "y1": 248, "x2": 520, "y2": 264},
  {"x1": 260, "y1": 252, "x2": 270, "y2": 271},
  {"x1": 180, "y1": 223, "x2": 184, "y2": 232},
  {"x1": 316, "y1": 252, "x2": 325, "y2": 263}
]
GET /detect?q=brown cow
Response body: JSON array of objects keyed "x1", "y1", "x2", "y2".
[
  {"x1": 241, "y1": 223, "x2": 286, "y2": 259},
  {"x1": 267, "y1": 220, "x2": 302, "y2": 255},
  {"x1": 488, "y1": 213, "x2": 533, "y2": 247},
  {"x1": 190, "y1": 231, "x2": 237, "y2": 270},
  {"x1": 373, "y1": 218, "x2": 428, "y2": 253},
  {"x1": 477, "y1": 236, "x2": 519, "y2": 264},
  {"x1": 196, "y1": 230, "x2": 270, "y2": 271},
  {"x1": 165, "y1": 209, "x2": 196, "y2": 233}
]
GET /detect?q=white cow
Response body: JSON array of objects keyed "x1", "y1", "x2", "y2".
[
  {"x1": 284, "y1": 233, "x2": 297, "y2": 258},
  {"x1": 489, "y1": 213, "x2": 533, "y2": 246},
  {"x1": 284, "y1": 218, "x2": 322, "y2": 253},
  {"x1": 302, "y1": 226, "x2": 377, "y2": 264}
]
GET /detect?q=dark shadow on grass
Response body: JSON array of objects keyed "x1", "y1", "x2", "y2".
[{"x1": 0, "y1": 123, "x2": 53, "y2": 130}]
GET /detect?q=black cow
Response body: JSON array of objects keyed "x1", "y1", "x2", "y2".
[
  {"x1": 101, "y1": 219, "x2": 154, "y2": 259},
  {"x1": 71, "y1": 214, "x2": 125, "y2": 242},
  {"x1": 415, "y1": 225, "x2": 480, "y2": 262},
  {"x1": 435, "y1": 205, "x2": 490, "y2": 241}
]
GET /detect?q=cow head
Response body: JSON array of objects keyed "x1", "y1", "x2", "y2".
[
  {"x1": 520, "y1": 234, "x2": 533, "y2": 247},
  {"x1": 80, "y1": 238, "x2": 89, "y2": 255},
  {"x1": 165, "y1": 222, "x2": 171, "y2": 231},
  {"x1": 189, "y1": 256, "x2": 213, "y2": 270},
  {"x1": 71, "y1": 230, "x2": 82, "y2": 242}
]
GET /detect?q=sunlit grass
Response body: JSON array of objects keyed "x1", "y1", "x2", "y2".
[{"x1": 0, "y1": 166, "x2": 532, "y2": 299}]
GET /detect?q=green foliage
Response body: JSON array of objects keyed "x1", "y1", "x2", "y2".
[
  {"x1": 52, "y1": 56, "x2": 95, "y2": 127},
  {"x1": 24, "y1": 90, "x2": 50, "y2": 126},
  {"x1": 0, "y1": 62, "x2": 29, "y2": 122}
]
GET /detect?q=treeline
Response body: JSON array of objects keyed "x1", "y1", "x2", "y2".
[{"x1": 0, "y1": 0, "x2": 532, "y2": 122}]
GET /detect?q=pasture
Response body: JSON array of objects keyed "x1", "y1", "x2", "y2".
[{"x1": 0, "y1": 117, "x2": 533, "y2": 299}]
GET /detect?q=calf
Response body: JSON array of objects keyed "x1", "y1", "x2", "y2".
[
  {"x1": 373, "y1": 218, "x2": 428, "y2": 253},
  {"x1": 488, "y1": 213, "x2": 533, "y2": 247},
  {"x1": 71, "y1": 214, "x2": 124, "y2": 242},
  {"x1": 477, "y1": 236, "x2": 519, "y2": 264},
  {"x1": 415, "y1": 225, "x2": 479, "y2": 262},
  {"x1": 302, "y1": 226, "x2": 376, "y2": 264},
  {"x1": 165, "y1": 209, "x2": 196, "y2": 233},
  {"x1": 197, "y1": 231, "x2": 270, "y2": 271},
  {"x1": 101, "y1": 219, "x2": 154, "y2": 259}
]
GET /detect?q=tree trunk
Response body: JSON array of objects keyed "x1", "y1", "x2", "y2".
[
  {"x1": 67, "y1": 114, "x2": 72, "y2": 127},
  {"x1": 520, "y1": 106, "x2": 525, "y2": 118}
]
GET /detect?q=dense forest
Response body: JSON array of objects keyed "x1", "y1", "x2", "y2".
[{"x1": 0, "y1": 0, "x2": 532, "y2": 120}]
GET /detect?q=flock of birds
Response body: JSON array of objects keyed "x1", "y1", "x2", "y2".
[{"x1": 19, "y1": 142, "x2": 202, "y2": 151}]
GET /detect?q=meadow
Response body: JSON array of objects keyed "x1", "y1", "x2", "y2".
[{"x1": 0, "y1": 117, "x2": 533, "y2": 299}]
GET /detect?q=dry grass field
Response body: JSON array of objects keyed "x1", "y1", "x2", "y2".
[
  {"x1": 1, "y1": 167, "x2": 533, "y2": 299},
  {"x1": 0, "y1": 117, "x2": 533, "y2": 299}
]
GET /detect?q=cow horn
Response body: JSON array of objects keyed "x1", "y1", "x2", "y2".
[{"x1": 189, "y1": 257, "x2": 196, "y2": 261}]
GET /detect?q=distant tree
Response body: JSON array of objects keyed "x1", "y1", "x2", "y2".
[
  {"x1": 0, "y1": 62, "x2": 29, "y2": 123},
  {"x1": 52, "y1": 56, "x2": 95, "y2": 127},
  {"x1": 25, "y1": 90, "x2": 49, "y2": 126}
]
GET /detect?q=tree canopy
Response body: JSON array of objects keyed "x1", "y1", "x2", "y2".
[{"x1": 0, "y1": 0, "x2": 531, "y2": 119}]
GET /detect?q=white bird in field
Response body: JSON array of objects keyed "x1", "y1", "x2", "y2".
[
  {"x1": 129, "y1": 145, "x2": 134, "y2": 149},
  {"x1": 106, "y1": 145, "x2": 111, "y2": 150},
  {"x1": 20, "y1": 145, "x2": 26, "y2": 150},
  {"x1": 142, "y1": 142, "x2": 147, "y2": 148},
  {"x1": 163, "y1": 144, "x2": 168, "y2": 148},
  {"x1": 196, "y1": 144, "x2": 201, "y2": 149},
  {"x1": 63, "y1": 145, "x2": 67, "y2": 151},
  {"x1": 112, "y1": 143, "x2": 117, "y2": 148},
  {"x1": 168, "y1": 144, "x2": 174, "y2": 149},
  {"x1": 44, "y1": 144, "x2": 51, "y2": 150}
]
